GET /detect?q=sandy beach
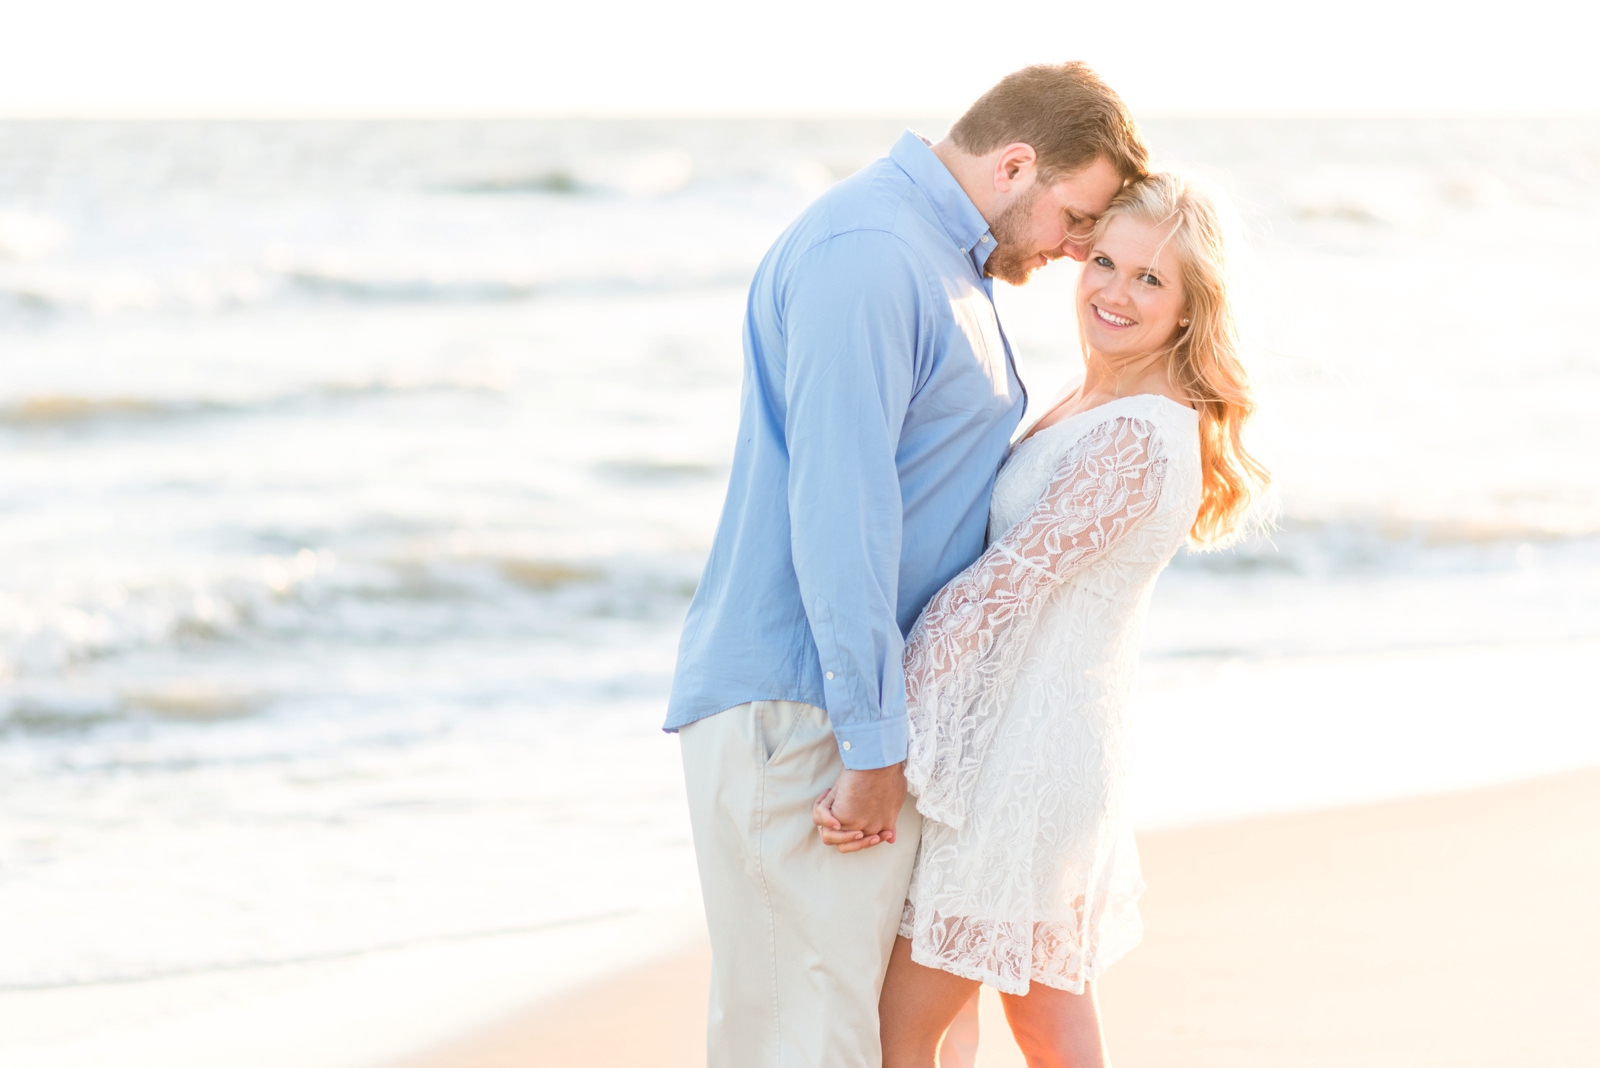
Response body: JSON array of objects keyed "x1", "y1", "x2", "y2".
[{"x1": 396, "y1": 766, "x2": 1600, "y2": 1067}]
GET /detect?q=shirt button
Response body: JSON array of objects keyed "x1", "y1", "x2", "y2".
[
  {"x1": 825, "y1": 671, "x2": 835, "y2": 680},
  {"x1": 842, "y1": 741, "x2": 852, "y2": 751},
  {"x1": 980, "y1": 234, "x2": 990, "y2": 243}
]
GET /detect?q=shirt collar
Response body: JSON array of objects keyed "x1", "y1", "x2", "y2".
[{"x1": 889, "y1": 130, "x2": 996, "y2": 274}]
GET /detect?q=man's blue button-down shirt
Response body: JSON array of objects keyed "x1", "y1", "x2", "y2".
[{"x1": 664, "y1": 131, "x2": 1027, "y2": 770}]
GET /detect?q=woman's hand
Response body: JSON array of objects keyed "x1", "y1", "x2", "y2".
[{"x1": 812, "y1": 787, "x2": 889, "y2": 853}]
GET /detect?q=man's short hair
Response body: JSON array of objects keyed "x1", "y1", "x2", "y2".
[{"x1": 950, "y1": 62, "x2": 1149, "y2": 184}]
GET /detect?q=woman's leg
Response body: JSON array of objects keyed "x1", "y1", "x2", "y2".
[
  {"x1": 879, "y1": 936, "x2": 981, "y2": 1068},
  {"x1": 998, "y1": 981, "x2": 1110, "y2": 1068},
  {"x1": 936, "y1": 990, "x2": 981, "y2": 1068}
]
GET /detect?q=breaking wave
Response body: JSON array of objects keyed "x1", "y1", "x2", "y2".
[
  {"x1": 1174, "y1": 516, "x2": 1600, "y2": 578},
  {"x1": 0, "y1": 547, "x2": 697, "y2": 726},
  {"x1": 0, "y1": 378, "x2": 513, "y2": 430}
]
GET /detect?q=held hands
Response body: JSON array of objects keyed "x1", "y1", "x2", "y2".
[{"x1": 812, "y1": 763, "x2": 907, "y2": 854}]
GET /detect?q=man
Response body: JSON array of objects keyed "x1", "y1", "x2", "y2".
[{"x1": 666, "y1": 62, "x2": 1149, "y2": 1068}]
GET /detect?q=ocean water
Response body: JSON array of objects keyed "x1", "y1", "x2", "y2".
[{"x1": 1, "y1": 118, "x2": 1598, "y2": 1052}]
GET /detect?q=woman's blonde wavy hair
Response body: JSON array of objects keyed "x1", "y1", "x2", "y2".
[{"x1": 1089, "y1": 171, "x2": 1271, "y2": 547}]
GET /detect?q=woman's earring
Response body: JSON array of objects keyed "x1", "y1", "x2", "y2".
[{"x1": 1180, "y1": 318, "x2": 1191, "y2": 327}]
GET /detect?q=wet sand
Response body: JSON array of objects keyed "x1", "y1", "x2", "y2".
[{"x1": 395, "y1": 767, "x2": 1600, "y2": 1067}]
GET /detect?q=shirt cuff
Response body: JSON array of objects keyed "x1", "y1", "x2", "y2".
[{"x1": 831, "y1": 714, "x2": 909, "y2": 771}]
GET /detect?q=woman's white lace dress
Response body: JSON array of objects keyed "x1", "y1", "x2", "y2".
[{"x1": 900, "y1": 393, "x2": 1202, "y2": 995}]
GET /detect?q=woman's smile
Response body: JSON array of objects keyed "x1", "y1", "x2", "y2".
[{"x1": 1092, "y1": 304, "x2": 1136, "y2": 328}]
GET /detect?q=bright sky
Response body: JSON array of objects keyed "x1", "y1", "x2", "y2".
[{"x1": 3, "y1": 0, "x2": 1595, "y2": 118}]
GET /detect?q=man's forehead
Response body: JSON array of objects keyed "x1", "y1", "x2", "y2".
[
  {"x1": 1048, "y1": 188, "x2": 1106, "y2": 216},
  {"x1": 1058, "y1": 155, "x2": 1125, "y2": 189},
  {"x1": 1050, "y1": 181, "x2": 1121, "y2": 218}
]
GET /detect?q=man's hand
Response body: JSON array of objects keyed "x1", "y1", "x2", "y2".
[{"x1": 811, "y1": 763, "x2": 907, "y2": 854}]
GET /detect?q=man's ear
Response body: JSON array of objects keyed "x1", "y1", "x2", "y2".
[{"x1": 992, "y1": 142, "x2": 1038, "y2": 193}]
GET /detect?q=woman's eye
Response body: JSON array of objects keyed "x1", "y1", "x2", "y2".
[
  {"x1": 1140, "y1": 273, "x2": 1161, "y2": 286},
  {"x1": 1094, "y1": 256, "x2": 1113, "y2": 268}
]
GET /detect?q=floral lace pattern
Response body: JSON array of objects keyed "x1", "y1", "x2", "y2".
[{"x1": 901, "y1": 395, "x2": 1202, "y2": 995}]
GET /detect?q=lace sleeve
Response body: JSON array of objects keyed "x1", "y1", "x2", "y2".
[{"x1": 904, "y1": 415, "x2": 1168, "y2": 827}]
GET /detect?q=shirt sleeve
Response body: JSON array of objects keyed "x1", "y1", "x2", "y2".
[{"x1": 782, "y1": 229, "x2": 923, "y2": 770}]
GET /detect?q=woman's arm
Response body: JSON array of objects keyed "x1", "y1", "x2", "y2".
[
  {"x1": 905, "y1": 414, "x2": 1167, "y2": 702},
  {"x1": 840, "y1": 412, "x2": 1174, "y2": 831}
]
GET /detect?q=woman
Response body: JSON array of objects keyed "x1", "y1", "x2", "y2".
[{"x1": 817, "y1": 171, "x2": 1270, "y2": 1067}]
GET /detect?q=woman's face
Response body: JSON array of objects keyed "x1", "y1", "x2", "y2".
[{"x1": 1076, "y1": 214, "x2": 1188, "y2": 360}]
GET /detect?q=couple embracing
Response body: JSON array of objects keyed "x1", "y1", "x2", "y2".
[{"x1": 666, "y1": 62, "x2": 1269, "y2": 1068}]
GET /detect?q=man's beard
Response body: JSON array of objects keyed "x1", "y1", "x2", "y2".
[{"x1": 983, "y1": 183, "x2": 1048, "y2": 286}]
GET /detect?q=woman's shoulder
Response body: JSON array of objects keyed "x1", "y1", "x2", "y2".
[
  {"x1": 1102, "y1": 395, "x2": 1201, "y2": 461},
  {"x1": 1023, "y1": 393, "x2": 1196, "y2": 455},
  {"x1": 1110, "y1": 391, "x2": 1199, "y2": 423}
]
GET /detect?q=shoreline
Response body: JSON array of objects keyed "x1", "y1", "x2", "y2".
[
  {"x1": 396, "y1": 766, "x2": 1600, "y2": 1067},
  {"x1": 0, "y1": 902, "x2": 706, "y2": 1068}
]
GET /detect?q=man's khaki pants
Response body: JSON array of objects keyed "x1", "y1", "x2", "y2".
[{"x1": 680, "y1": 700, "x2": 922, "y2": 1068}]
